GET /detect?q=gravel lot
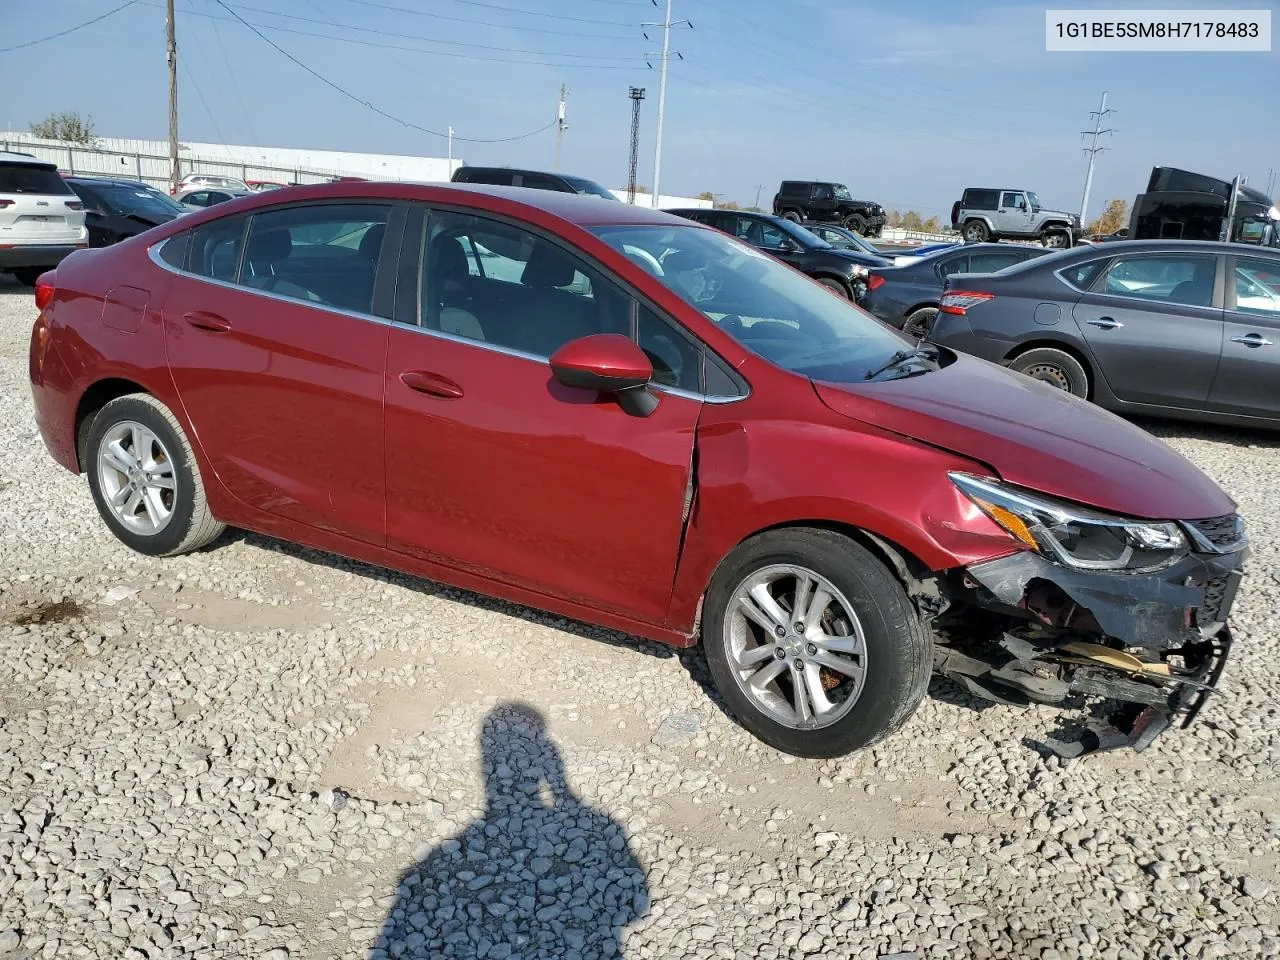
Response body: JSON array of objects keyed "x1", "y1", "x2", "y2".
[{"x1": 1, "y1": 275, "x2": 1277, "y2": 960}]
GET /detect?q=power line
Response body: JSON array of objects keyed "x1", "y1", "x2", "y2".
[
  {"x1": 177, "y1": 42, "x2": 231, "y2": 152},
  {"x1": 217, "y1": 2, "x2": 647, "y2": 61},
  {"x1": 442, "y1": 0, "x2": 636, "y2": 27},
  {"x1": 0, "y1": 0, "x2": 140, "y2": 54},
  {"x1": 204, "y1": 0, "x2": 257, "y2": 144},
  {"x1": 327, "y1": 0, "x2": 636, "y2": 39},
  {"x1": 209, "y1": 0, "x2": 561, "y2": 143},
  {"x1": 158, "y1": 3, "x2": 646, "y2": 68}
]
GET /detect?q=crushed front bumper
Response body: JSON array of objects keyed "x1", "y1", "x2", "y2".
[{"x1": 934, "y1": 537, "x2": 1246, "y2": 758}]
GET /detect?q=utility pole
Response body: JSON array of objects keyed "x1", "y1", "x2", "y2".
[
  {"x1": 754, "y1": 184, "x2": 763, "y2": 210},
  {"x1": 1222, "y1": 174, "x2": 1245, "y2": 242},
  {"x1": 447, "y1": 126, "x2": 454, "y2": 172},
  {"x1": 166, "y1": 0, "x2": 179, "y2": 193},
  {"x1": 643, "y1": 0, "x2": 691, "y2": 209},
  {"x1": 1079, "y1": 91, "x2": 1116, "y2": 228},
  {"x1": 555, "y1": 85, "x2": 568, "y2": 170},
  {"x1": 627, "y1": 88, "x2": 645, "y2": 205}
]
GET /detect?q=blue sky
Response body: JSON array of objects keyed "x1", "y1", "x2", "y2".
[{"x1": 3, "y1": 0, "x2": 1277, "y2": 217}]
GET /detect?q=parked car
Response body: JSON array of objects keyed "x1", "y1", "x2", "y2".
[
  {"x1": 800, "y1": 221, "x2": 888, "y2": 258},
  {"x1": 887, "y1": 241, "x2": 963, "y2": 266},
  {"x1": 950, "y1": 188, "x2": 1080, "y2": 248},
  {"x1": 667, "y1": 209, "x2": 887, "y2": 299},
  {"x1": 171, "y1": 174, "x2": 250, "y2": 196},
  {"x1": 861, "y1": 243, "x2": 1053, "y2": 338},
  {"x1": 0, "y1": 152, "x2": 87, "y2": 285},
  {"x1": 246, "y1": 180, "x2": 287, "y2": 192},
  {"x1": 176, "y1": 186, "x2": 250, "y2": 209},
  {"x1": 65, "y1": 177, "x2": 189, "y2": 247},
  {"x1": 28, "y1": 183, "x2": 1246, "y2": 760},
  {"x1": 1087, "y1": 228, "x2": 1128, "y2": 243},
  {"x1": 451, "y1": 165, "x2": 617, "y2": 200},
  {"x1": 929, "y1": 239, "x2": 1280, "y2": 428},
  {"x1": 773, "y1": 181, "x2": 886, "y2": 236}
]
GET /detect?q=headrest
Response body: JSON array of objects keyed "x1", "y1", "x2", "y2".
[
  {"x1": 429, "y1": 235, "x2": 469, "y2": 281},
  {"x1": 521, "y1": 242, "x2": 577, "y2": 289},
  {"x1": 359, "y1": 223, "x2": 386, "y2": 260},
  {"x1": 246, "y1": 228, "x2": 291, "y2": 265}
]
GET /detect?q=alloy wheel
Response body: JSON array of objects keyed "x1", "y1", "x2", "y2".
[
  {"x1": 97, "y1": 420, "x2": 177, "y2": 534},
  {"x1": 724, "y1": 564, "x2": 868, "y2": 730}
]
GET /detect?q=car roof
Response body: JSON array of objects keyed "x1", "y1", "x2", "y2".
[
  {"x1": 157, "y1": 181, "x2": 693, "y2": 229},
  {"x1": 1066, "y1": 238, "x2": 1276, "y2": 256},
  {"x1": 67, "y1": 176, "x2": 152, "y2": 188},
  {"x1": 0, "y1": 151, "x2": 57, "y2": 168}
]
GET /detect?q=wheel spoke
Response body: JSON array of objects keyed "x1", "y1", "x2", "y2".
[
  {"x1": 802, "y1": 662, "x2": 835, "y2": 716},
  {"x1": 802, "y1": 587, "x2": 832, "y2": 636},
  {"x1": 811, "y1": 650, "x2": 863, "y2": 679},
  {"x1": 735, "y1": 644, "x2": 778, "y2": 670},
  {"x1": 746, "y1": 658, "x2": 787, "y2": 693},
  {"x1": 109, "y1": 483, "x2": 133, "y2": 507},
  {"x1": 129, "y1": 424, "x2": 145, "y2": 462},
  {"x1": 812, "y1": 633, "x2": 860, "y2": 655},
  {"x1": 141, "y1": 487, "x2": 164, "y2": 526},
  {"x1": 747, "y1": 583, "x2": 790, "y2": 631},
  {"x1": 790, "y1": 574, "x2": 814, "y2": 626},
  {"x1": 147, "y1": 472, "x2": 176, "y2": 491},
  {"x1": 123, "y1": 488, "x2": 143, "y2": 519},
  {"x1": 790, "y1": 666, "x2": 813, "y2": 724},
  {"x1": 103, "y1": 441, "x2": 135, "y2": 476}
]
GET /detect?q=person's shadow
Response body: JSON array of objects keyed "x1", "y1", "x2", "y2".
[{"x1": 371, "y1": 702, "x2": 649, "y2": 959}]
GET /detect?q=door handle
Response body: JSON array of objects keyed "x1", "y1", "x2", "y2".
[
  {"x1": 183, "y1": 310, "x2": 231, "y2": 333},
  {"x1": 1230, "y1": 333, "x2": 1273, "y2": 347},
  {"x1": 400, "y1": 370, "x2": 464, "y2": 399},
  {"x1": 1086, "y1": 316, "x2": 1123, "y2": 329}
]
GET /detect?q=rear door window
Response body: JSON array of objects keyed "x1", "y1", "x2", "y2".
[
  {"x1": 0, "y1": 163, "x2": 75, "y2": 195},
  {"x1": 938, "y1": 254, "x2": 970, "y2": 277},
  {"x1": 1099, "y1": 254, "x2": 1218, "y2": 307},
  {"x1": 968, "y1": 252, "x2": 1024, "y2": 272},
  {"x1": 1231, "y1": 258, "x2": 1280, "y2": 315},
  {"x1": 189, "y1": 217, "x2": 246, "y2": 281}
]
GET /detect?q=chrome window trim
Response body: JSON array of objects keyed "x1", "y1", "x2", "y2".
[{"x1": 147, "y1": 237, "x2": 744, "y2": 404}]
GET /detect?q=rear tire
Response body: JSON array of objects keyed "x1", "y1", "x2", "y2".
[
  {"x1": 781, "y1": 210, "x2": 802, "y2": 223},
  {"x1": 1008, "y1": 347, "x2": 1089, "y2": 398},
  {"x1": 818, "y1": 277, "x2": 850, "y2": 299},
  {"x1": 962, "y1": 220, "x2": 989, "y2": 243},
  {"x1": 86, "y1": 394, "x2": 226, "y2": 557},
  {"x1": 902, "y1": 306, "x2": 939, "y2": 339},
  {"x1": 11, "y1": 267, "x2": 44, "y2": 286},
  {"x1": 703, "y1": 528, "x2": 931, "y2": 758}
]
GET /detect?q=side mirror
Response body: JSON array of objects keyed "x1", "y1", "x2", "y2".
[
  {"x1": 777, "y1": 237, "x2": 799, "y2": 253},
  {"x1": 550, "y1": 333, "x2": 658, "y2": 417}
]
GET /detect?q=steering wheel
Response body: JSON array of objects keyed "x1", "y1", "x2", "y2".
[{"x1": 716, "y1": 314, "x2": 746, "y2": 336}]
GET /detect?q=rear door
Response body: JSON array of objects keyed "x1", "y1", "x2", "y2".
[
  {"x1": 160, "y1": 201, "x2": 399, "y2": 546},
  {"x1": 382, "y1": 207, "x2": 704, "y2": 624},
  {"x1": 1207, "y1": 255, "x2": 1280, "y2": 418},
  {"x1": 1071, "y1": 251, "x2": 1224, "y2": 407},
  {"x1": 0, "y1": 160, "x2": 85, "y2": 245}
]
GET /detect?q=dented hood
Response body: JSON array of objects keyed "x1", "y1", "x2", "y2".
[{"x1": 814, "y1": 353, "x2": 1236, "y2": 521}]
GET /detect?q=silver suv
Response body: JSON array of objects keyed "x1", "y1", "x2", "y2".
[
  {"x1": 950, "y1": 188, "x2": 1080, "y2": 248},
  {"x1": 0, "y1": 153, "x2": 88, "y2": 285}
]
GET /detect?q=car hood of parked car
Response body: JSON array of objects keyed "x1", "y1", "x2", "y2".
[
  {"x1": 812, "y1": 352, "x2": 1235, "y2": 521},
  {"x1": 819, "y1": 247, "x2": 892, "y2": 268}
]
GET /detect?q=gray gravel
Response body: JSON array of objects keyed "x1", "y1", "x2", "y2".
[{"x1": 0, "y1": 277, "x2": 1277, "y2": 959}]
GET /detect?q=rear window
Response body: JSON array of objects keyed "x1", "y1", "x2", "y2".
[
  {"x1": 780, "y1": 182, "x2": 809, "y2": 198},
  {"x1": 963, "y1": 189, "x2": 999, "y2": 211},
  {"x1": 453, "y1": 168, "x2": 515, "y2": 186},
  {"x1": 0, "y1": 162, "x2": 74, "y2": 195},
  {"x1": 1059, "y1": 259, "x2": 1108, "y2": 291}
]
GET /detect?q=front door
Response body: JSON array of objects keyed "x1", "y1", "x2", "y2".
[
  {"x1": 997, "y1": 191, "x2": 1033, "y2": 235},
  {"x1": 383, "y1": 208, "x2": 702, "y2": 624},
  {"x1": 1072, "y1": 251, "x2": 1224, "y2": 408},
  {"x1": 161, "y1": 201, "x2": 394, "y2": 545},
  {"x1": 1208, "y1": 255, "x2": 1280, "y2": 419}
]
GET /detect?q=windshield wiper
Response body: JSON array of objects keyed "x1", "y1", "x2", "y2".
[{"x1": 863, "y1": 345, "x2": 940, "y2": 381}]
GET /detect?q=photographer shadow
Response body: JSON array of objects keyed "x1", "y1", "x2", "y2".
[{"x1": 370, "y1": 702, "x2": 649, "y2": 959}]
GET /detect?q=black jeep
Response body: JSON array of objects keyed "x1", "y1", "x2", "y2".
[{"x1": 772, "y1": 180, "x2": 886, "y2": 237}]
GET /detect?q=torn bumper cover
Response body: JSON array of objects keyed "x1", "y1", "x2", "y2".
[{"x1": 938, "y1": 540, "x2": 1245, "y2": 758}]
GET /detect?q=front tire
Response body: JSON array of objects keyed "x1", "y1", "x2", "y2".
[
  {"x1": 844, "y1": 213, "x2": 868, "y2": 235},
  {"x1": 818, "y1": 277, "x2": 850, "y2": 299},
  {"x1": 781, "y1": 210, "x2": 801, "y2": 223},
  {"x1": 703, "y1": 528, "x2": 931, "y2": 758},
  {"x1": 1008, "y1": 347, "x2": 1089, "y2": 398},
  {"x1": 902, "y1": 306, "x2": 939, "y2": 339},
  {"x1": 11, "y1": 267, "x2": 44, "y2": 286},
  {"x1": 1042, "y1": 230, "x2": 1070, "y2": 249},
  {"x1": 86, "y1": 394, "x2": 226, "y2": 556}
]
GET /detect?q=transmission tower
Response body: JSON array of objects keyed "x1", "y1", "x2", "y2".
[
  {"x1": 1079, "y1": 91, "x2": 1116, "y2": 227},
  {"x1": 627, "y1": 88, "x2": 646, "y2": 204}
]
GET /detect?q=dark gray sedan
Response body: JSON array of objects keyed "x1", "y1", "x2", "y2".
[{"x1": 928, "y1": 239, "x2": 1280, "y2": 428}]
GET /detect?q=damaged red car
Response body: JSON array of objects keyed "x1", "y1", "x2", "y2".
[{"x1": 27, "y1": 182, "x2": 1247, "y2": 758}]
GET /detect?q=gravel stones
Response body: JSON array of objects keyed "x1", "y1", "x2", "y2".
[{"x1": 0, "y1": 284, "x2": 1278, "y2": 957}]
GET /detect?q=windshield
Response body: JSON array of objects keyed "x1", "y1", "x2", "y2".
[
  {"x1": 562, "y1": 175, "x2": 618, "y2": 201},
  {"x1": 590, "y1": 223, "x2": 923, "y2": 383},
  {"x1": 833, "y1": 184, "x2": 854, "y2": 201},
  {"x1": 96, "y1": 183, "x2": 186, "y2": 217},
  {"x1": 823, "y1": 225, "x2": 880, "y2": 255},
  {"x1": 1027, "y1": 191, "x2": 1043, "y2": 212}
]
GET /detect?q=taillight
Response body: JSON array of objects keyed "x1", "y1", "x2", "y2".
[
  {"x1": 34, "y1": 274, "x2": 55, "y2": 312},
  {"x1": 65, "y1": 200, "x2": 84, "y2": 210},
  {"x1": 940, "y1": 290, "x2": 995, "y2": 315},
  {"x1": 866, "y1": 274, "x2": 886, "y2": 292}
]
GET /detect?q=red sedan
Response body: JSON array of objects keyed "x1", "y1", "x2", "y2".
[{"x1": 27, "y1": 183, "x2": 1246, "y2": 758}]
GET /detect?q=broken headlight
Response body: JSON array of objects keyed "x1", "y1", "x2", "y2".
[{"x1": 951, "y1": 473, "x2": 1189, "y2": 573}]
